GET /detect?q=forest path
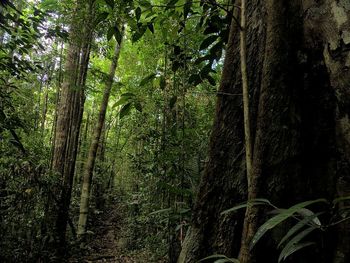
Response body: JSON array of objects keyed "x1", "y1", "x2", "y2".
[{"x1": 69, "y1": 200, "x2": 135, "y2": 263}]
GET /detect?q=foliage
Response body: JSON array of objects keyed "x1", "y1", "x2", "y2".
[
  {"x1": 0, "y1": 144, "x2": 56, "y2": 261},
  {"x1": 200, "y1": 254, "x2": 240, "y2": 263},
  {"x1": 222, "y1": 197, "x2": 350, "y2": 262},
  {"x1": 0, "y1": 0, "x2": 226, "y2": 261}
]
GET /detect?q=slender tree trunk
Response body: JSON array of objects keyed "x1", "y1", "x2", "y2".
[
  {"x1": 75, "y1": 106, "x2": 92, "y2": 185},
  {"x1": 107, "y1": 120, "x2": 122, "y2": 192},
  {"x1": 35, "y1": 73, "x2": 45, "y2": 130},
  {"x1": 41, "y1": 89, "x2": 48, "y2": 132},
  {"x1": 77, "y1": 38, "x2": 123, "y2": 237},
  {"x1": 238, "y1": 0, "x2": 256, "y2": 260},
  {"x1": 98, "y1": 121, "x2": 108, "y2": 162},
  {"x1": 50, "y1": 41, "x2": 64, "y2": 167}
]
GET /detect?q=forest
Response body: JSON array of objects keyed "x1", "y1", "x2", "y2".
[{"x1": 0, "y1": 0, "x2": 350, "y2": 262}]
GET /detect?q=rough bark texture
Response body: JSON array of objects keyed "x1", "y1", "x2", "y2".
[
  {"x1": 49, "y1": 0, "x2": 94, "y2": 251},
  {"x1": 178, "y1": 0, "x2": 350, "y2": 262},
  {"x1": 77, "y1": 40, "x2": 122, "y2": 236},
  {"x1": 178, "y1": 1, "x2": 266, "y2": 261},
  {"x1": 312, "y1": 1, "x2": 350, "y2": 262}
]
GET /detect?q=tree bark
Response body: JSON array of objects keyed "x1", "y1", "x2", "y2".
[
  {"x1": 48, "y1": 0, "x2": 95, "y2": 251},
  {"x1": 50, "y1": 41, "x2": 64, "y2": 167},
  {"x1": 75, "y1": 105, "x2": 92, "y2": 186},
  {"x1": 77, "y1": 39, "x2": 123, "y2": 237},
  {"x1": 178, "y1": 0, "x2": 350, "y2": 262}
]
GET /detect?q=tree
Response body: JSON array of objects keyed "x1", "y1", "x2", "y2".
[
  {"x1": 49, "y1": 0, "x2": 95, "y2": 249},
  {"x1": 77, "y1": 36, "x2": 123, "y2": 237},
  {"x1": 178, "y1": 1, "x2": 350, "y2": 263}
]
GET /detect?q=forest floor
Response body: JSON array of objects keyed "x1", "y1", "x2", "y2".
[
  {"x1": 68, "y1": 199, "x2": 162, "y2": 263},
  {"x1": 69, "y1": 201, "x2": 136, "y2": 263}
]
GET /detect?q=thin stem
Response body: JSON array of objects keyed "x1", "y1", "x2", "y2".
[
  {"x1": 329, "y1": 216, "x2": 350, "y2": 227},
  {"x1": 238, "y1": 0, "x2": 256, "y2": 261},
  {"x1": 240, "y1": 0, "x2": 252, "y2": 189}
]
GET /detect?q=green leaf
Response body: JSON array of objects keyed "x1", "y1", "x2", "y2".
[
  {"x1": 279, "y1": 242, "x2": 316, "y2": 262},
  {"x1": 132, "y1": 26, "x2": 147, "y2": 42},
  {"x1": 113, "y1": 82, "x2": 124, "y2": 89},
  {"x1": 278, "y1": 227, "x2": 317, "y2": 262},
  {"x1": 221, "y1": 199, "x2": 273, "y2": 215},
  {"x1": 200, "y1": 35, "x2": 219, "y2": 50},
  {"x1": 278, "y1": 212, "x2": 323, "y2": 248},
  {"x1": 113, "y1": 26, "x2": 123, "y2": 45},
  {"x1": 214, "y1": 260, "x2": 234, "y2": 263},
  {"x1": 136, "y1": 7, "x2": 142, "y2": 21},
  {"x1": 95, "y1": 12, "x2": 109, "y2": 26},
  {"x1": 179, "y1": 208, "x2": 191, "y2": 214},
  {"x1": 150, "y1": 208, "x2": 172, "y2": 215},
  {"x1": 107, "y1": 27, "x2": 114, "y2": 41},
  {"x1": 250, "y1": 199, "x2": 327, "y2": 250},
  {"x1": 166, "y1": 0, "x2": 180, "y2": 9},
  {"x1": 140, "y1": 73, "x2": 156, "y2": 86},
  {"x1": 112, "y1": 96, "x2": 130, "y2": 109},
  {"x1": 145, "y1": 10, "x2": 156, "y2": 19},
  {"x1": 296, "y1": 208, "x2": 322, "y2": 226},
  {"x1": 147, "y1": 23, "x2": 154, "y2": 33},
  {"x1": 2, "y1": 0, "x2": 18, "y2": 11},
  {"x1": 119, "y1": 102, "x2": 132, "y2": 119},
  {"x1": 205, "y1": 74, "x2": 216, "y2": 86},
  {"x1": 139, "y1": 0, "x2": 152, "y2": 8},
  {"x1": 199, "y1": 254, "x2": 239, "y2": 263}
]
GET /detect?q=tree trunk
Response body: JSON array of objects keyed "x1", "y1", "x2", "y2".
[
  {"x1": 41, "y1": 82, "x2": 50, "y2": 134},
  {"x1": 48, "y1": 0, "x2": 95, "y2": 251},
  {"x1": 75, "y1": 106, "x2": 92, "y2": 186},
  {"x1": 178, "y1": 1, "x2": 350, "y2": 262},
  {"x1": 35, "y1": 72, "x2": 45, "y2": 130},
  {"x1": 77, "y1": 39, "x2": 123, "y2": 237},
  {"x1": 50, "y1": 41, "x2": 64, "y2": 167}
]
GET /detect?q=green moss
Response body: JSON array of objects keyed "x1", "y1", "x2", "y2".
[{"x1": 332, "y1": 2, "x2": 348, "y2": 28}]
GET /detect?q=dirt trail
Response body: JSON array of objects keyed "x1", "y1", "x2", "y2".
[{"x1": 69, "y1": 202, "x2": 135, "y2": 263}]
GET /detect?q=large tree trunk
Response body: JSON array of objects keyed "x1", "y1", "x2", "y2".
[
  {"x1": 77, "y1": 39, "x2": 122, "y2": 237},
  {"x1": 178, "y1": 1, "x2": 350, "y2": 262},
  {"x1": 49, "y1": 0, "x2": 95, "y2": 250}
]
